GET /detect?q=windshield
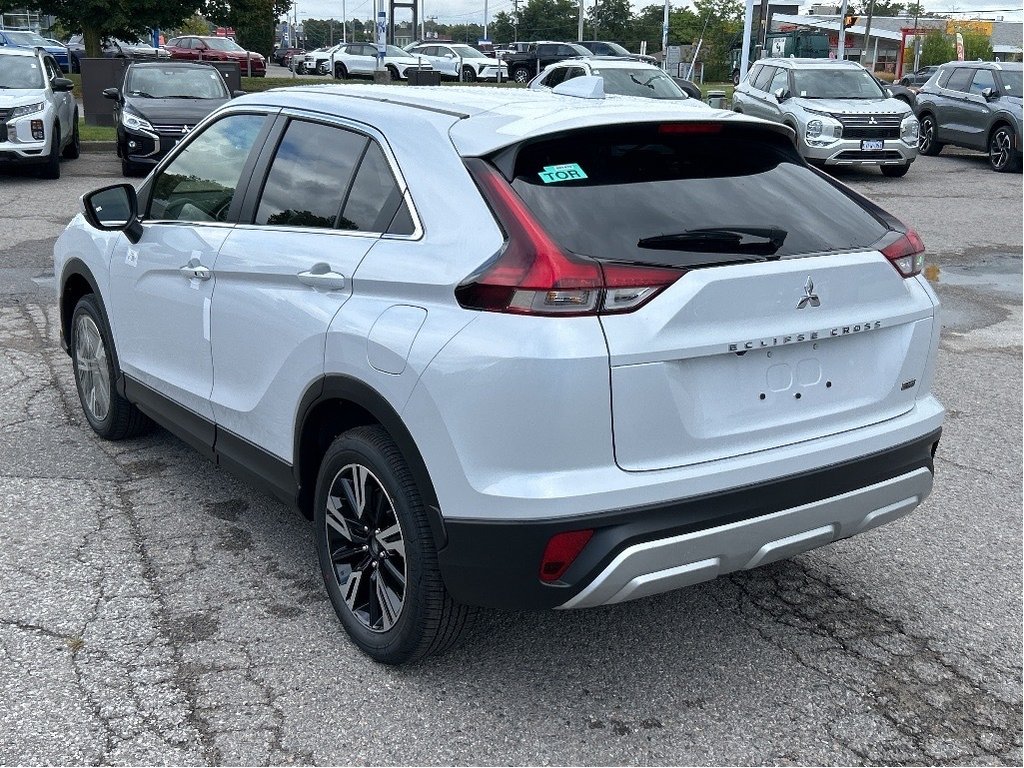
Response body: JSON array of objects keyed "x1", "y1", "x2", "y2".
[
  {"x1": 601, "y1": 42, "x2": 631, "y2": 56},
  {"x1": 791, "y1": 69, "x2": 884, "y2": 99},
  {"x1": 596, "y1": 68, "x2": 686, "y2": 99},
  {"x1": 385, "y1": 45, "x2": 409, "y2": 57},
  {"x1": 0, "y1": 56, "x2": 45, "y2": 89},
  {"x1": 450, "y1": 45, "x2": 488, "y2": 59},
  {"x1": 1001, "y1": 71, "x2": 1022, "y2": 94},
  {"x1": 203, "y1": 37, "x2": 245, "y2": 51},
  {"x1": 6, "y1": 31, "x2": 49, "y2": 46},
  {"x1": 126, "y1": 67, "x2": 229, "y2": 99}
]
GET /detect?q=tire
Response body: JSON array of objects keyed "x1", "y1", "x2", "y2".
[
  {"x1": 732, "y1": 69, "x2": 740, "y2": 86},
  {"x1": 62, "y1": 112, "x2": 80, "y2": 159},
  {"x1": 461, "y1": 65, "x2": 476, "y2": 82},
  {"x1": 881, "y1": 163, "x2": 911, "y2": 178},
  {"x1": 386, "y1": 64, "x2": 399, "y2": 81},
  {"x1": 70, "y1": 295, "x2": 151, "y2": 441},
  {"x1": 918, "y1": 113, "x2": 943, "y2": 156},
  {"x1": 314, "y1": 426, "x2": 472, "y2": 664},
  {"x1": 512, "y1": 66, "x2": 531, "y2": 84},
  {"x1": 988, "y1": 124, "x2": 1021, "y2": 173},
  {"x1": 334, "y1": 62, "x2": 348, "y2": 80},
  {"x1": 121, "y1": 157, "x2": 144, "y2": 177},
  {"x1": 317, "y1": 61, "x2": 329, "y2": 75},
  {"x1": 39, "y1": 124, "x2": 60, "y2": 179}
]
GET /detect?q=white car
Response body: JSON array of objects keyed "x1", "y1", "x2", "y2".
[
  {"x1": 55, "y1": 83, "x2": 943, "y2": 664},
  {"x1": 330, "y1": 43, "x2": 431, "y2": 80},
  {"x1": 405, "y1": 42, "x2": 507, "y2": 82},
  {"x1": 0, "y1": 46, "x2": 79, "y2": 179},
  {"x1": 301, "y1": 45, "x2": 340, "y2": 75},
  {"x1": 530, "y1": 58, "x2": 702, "y2": 103}
]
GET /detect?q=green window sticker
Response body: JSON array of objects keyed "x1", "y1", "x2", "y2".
[{"x1": 538, "y1": 163, "x2": 588, "y2": 184}]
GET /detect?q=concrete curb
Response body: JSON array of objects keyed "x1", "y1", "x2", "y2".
[{"x1": 81, "y1": 141, "x2": 116, "y2": 153}]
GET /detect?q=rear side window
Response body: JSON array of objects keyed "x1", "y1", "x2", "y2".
[
  {"x1": 504, "y1": 124, "x2": 889, "y2": 269},
  {"x1": 255, "y1": 120, "x2": 366, "y2": 228},
  {"x1": 543, "y1": 67, "x2": 569, "y2": 87},
  {"x1": 945, "y1": 68, "x2": 973, "y2": 93},
  {"x1": 340, "y1": 143, "x2": 412, "y2": 234},
  {"x1": 752, "y1": 65, "x2": 776, "y2": 92}
]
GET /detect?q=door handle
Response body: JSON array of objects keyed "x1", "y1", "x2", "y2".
[
  {"x1": 179, "y1": 260, "x2": 212, "y2": 281},
  {"x1": 297, "y1": 263, "x2": 346, "y2": 290}
]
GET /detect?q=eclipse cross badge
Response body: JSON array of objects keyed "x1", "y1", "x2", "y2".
[{"x1": 797, "y1": 277, "x2": 821, "y2": 309}]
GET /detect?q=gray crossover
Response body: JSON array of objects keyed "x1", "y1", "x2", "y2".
[
  {"x1": 914, "y1": 61, "x2": 1022, "y2": 173},
  {"x1": 733, "y1": 58, "x2": 919, "y2": 177}
]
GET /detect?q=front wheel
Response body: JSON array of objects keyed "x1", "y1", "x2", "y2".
[
  {"x1": 917, "y1": 114, "x2": 943, "y2": 156},
  {"x1": 63, "y1": 113, "x2": 81, "y2": 159},
  {"x1": 39, "y1": 125, "x2": 60, "y2": 179},
  {"x1": 70, "y1": 295, "x2": 151, "y2": 440},
  {"x1": 314, "y1": 426, "x2": 472, "y2": 664},
  {"x1": 881, "y1": 163, "x2": 911, "y2": 178},
  {"x1": 512, "y1": 66, "x2": 531, "y2": 84},
  {"x1": 317, "y1": 61, "x2": 329, "y2": 75},
  {"x1": 461, "y1": 65, "x2": 477, "y2": 82},
  {"x1": 334, "y1": 62, "x2": 348, "y2": 80},
  {"x1": 989, "y1": 124, "x2": 1021, "y2": 173}
]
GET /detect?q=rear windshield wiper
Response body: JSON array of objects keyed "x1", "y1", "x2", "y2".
[{"x1": 638, "y1": 226, "x2": 787, "y2": 256}]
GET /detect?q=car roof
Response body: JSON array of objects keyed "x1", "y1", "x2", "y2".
[
  {"x1": 0, "y1": 46, "x2": 38, "y2": 58},
  {"x1": 759, "y1": 57, "x2": 865, "y2": 69},
  {"x1": 127, "y1": 60, "x2": 217, "y2": 70},
  {"x1": 937, "y1": 60, "x2": 1022, "y2": 71},
  {"x1": 232, "y1": 84, "x2": 789, "y2": 157},
  {"x1": 548, "y1": 57, "x2": 659, "y2": 70}
]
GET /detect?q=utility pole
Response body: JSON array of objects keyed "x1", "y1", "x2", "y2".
[
  {"x1": 513, "y1": 0, "x2": 519, "y2": 42},
  {"x1": 837, "y1": 0, "x2": 848, "y2": 59},
  {"x1": 578, "y1": 0, "x2": 584, "y2": 41},
  {"x1": 343, "y1": 0, "x2": 347, "y2": 42},
  {"x1": 862, "y1": 0, "x2": 875, "y2": 69},
  {"x1": 661, "y1": 0, "x2": 669, "y2": 71},
  {"x1": 484, "y1": 0, "x2": 489, "y2": 41},
  {"x1": 912, "y1": 2, "x2": 922, "y2": 71}
]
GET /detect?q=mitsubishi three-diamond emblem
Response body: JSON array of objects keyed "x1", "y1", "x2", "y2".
[{"x1": 797, "y1": 277, "x2": 820, "y2": 309}]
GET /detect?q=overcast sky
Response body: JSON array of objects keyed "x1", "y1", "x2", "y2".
[{"x1": 288, "y1": 0, "x2": 1022, "y2": 25}]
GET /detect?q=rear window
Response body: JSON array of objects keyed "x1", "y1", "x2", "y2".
[{"x1": 503, "y1": 124, "x2": 889, "y2": 269}]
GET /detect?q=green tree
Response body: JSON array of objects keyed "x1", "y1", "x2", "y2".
[
  {"x1": 690, "y1": 0, "x2": 743, "y2": 80},
  {"x1": 916, "y1": 29, "x2": 955, "y2": 66},
  {"x1": 174, "y1": 14, "x2": 213, "y2": 36},
  {"x1": 588, "y1": 0, "x2": 631, "y2": 41},
  {"x1": 490, "y1": 11, "x2": 517, "y2": 44},
  {"x1": 205, "y1": 0, "x2": 293, "y2": 57},
  {"x1": 960, "y1": 28, "x2": 993, "y2": 61},
  {"x1": 868, "y1": 0, "x2": 906, "y2": 16},
  {"x1": 517, "y1": 0, "x2": 579, "y2": 43},
  {"x1": 0, "y1": 0, "x2": 199, "y2": 56}
]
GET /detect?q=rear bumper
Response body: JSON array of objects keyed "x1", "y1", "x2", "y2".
[{"x1": 436, "y1": 428, "x2": 940, "y2": 609}]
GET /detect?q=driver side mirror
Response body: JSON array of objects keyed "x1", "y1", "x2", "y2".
[
  {"x1": 102, "y1": 87, "x2": 120, "y2": 100},
  {"x1": 82, "y1": 184, "x2": 143, "y2": 244},
  {"x1": 52, "y1": 77, "x2": 75, "y2": 92},
  {"x1": 232, "y1": 90, "x2": 246, "y2": 98},
  {"x1": 445, "y1": 53, "x2": 455, "y2": 58},
  {"x1": 773, "y1": 87, "x2": 790, "y2": 102},
  {"x1": 981, "y1": 86, "x2": 997, "y2": 100},
  {"x1": 885, "y1": 88, "x2": 894, "y2": 98}
]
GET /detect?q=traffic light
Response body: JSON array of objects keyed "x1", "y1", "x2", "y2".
[{"x1": 843, "y1": 14, "x2": 858, "y2": 29}]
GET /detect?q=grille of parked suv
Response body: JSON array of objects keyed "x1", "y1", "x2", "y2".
[
  {"x1": 152, "y1": 123, "x2": 190, "y2": 133},
  {"x1": 835, "y1": 113, "x2": 902, "y2": 140}
]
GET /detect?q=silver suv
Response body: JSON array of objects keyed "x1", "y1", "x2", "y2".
[
  {"x1": 55, "y1": 84, "x2": 943, "y2": 664},
  {"x1": 734, "y1": 58, "x2": 919, "y2": 177},
  {"x1": 0, "y1": 46, "x2": 79, "y2": 178}
]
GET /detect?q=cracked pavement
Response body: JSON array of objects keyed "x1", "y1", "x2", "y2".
[{"x1": 0, "y1": 153, "x2": 1020, "y2": 765}]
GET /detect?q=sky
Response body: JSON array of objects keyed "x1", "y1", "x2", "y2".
[{"x1": 288, "y1": 0, "x2": 1022, "y2": 25}]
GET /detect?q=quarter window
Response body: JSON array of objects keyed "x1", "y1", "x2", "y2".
[
  {"x1": 255, "y1": 120, "x2": 367, "y2": 228},
  {"x1": 341, "y1": 142, "x2": 411, "y2": 234},
  {"x1": 969, "y1": 69, "x2": 996, "y2": 95},
  {"x1": 543, "y1": 67, "x2": 569, "y2": 87},
  {"x1": 149, "y1": 113, "x2": 267, "y2": 222}
]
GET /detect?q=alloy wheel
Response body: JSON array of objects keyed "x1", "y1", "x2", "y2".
[
  {"x1": 990, "y1": 127, "x2": 1013, "y2": 171},
  {"x1": 323, "y1": 463, "x2": 407, "y2": 632},
  {"x1": 919, "y1": 117, "x2": 935, "y2": 153},
  {"x1": 74, "y1": 314, "x2": 110, "y2": 422}
]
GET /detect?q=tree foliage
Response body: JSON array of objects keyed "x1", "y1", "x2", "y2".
[
  {"x1": 960, "y1": 28, "x2": 993, "y2": 61},
  {"x1": 916, "y1": 29, "x2": 954, "y2": 66},
  {"x1": 205, "y1": 0, "x2": 293, "y2": 56},
  {"x1": 0, "y1": 0, "x2": 198, "y2": 56}
]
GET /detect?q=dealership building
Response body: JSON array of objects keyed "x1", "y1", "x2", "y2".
[{"x1": 769, "y1": 13, "x2": 1023, "y2": 75}]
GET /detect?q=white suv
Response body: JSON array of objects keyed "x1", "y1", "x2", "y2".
[
  {"x1": 329, "y1": 43, "x2": 431, "y2": 80},
  {"x1": 405, "y1": 43, "x2": 507, "y2": 81},
  {"x1": 0, "y1": 46, "x2": 79, "y2": 178},
  {"x1": 55, "y1": 85, "x2": 944, "y2": 664}
]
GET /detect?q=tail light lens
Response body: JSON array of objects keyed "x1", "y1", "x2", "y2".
[
  {"x1": 458, "y1": 159, "x2": 683, "y2": 316},
  {"x1": 880, "y1": 227, "x2": 926, "y2": 278},
  {"x1": 539, "y1": 530, "x2": 594, "y2": 582}
]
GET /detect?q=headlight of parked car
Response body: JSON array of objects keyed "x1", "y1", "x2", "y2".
[
  {"x1": 10, "y1": 102, "x2": 45, "y2": 118},
  {"x1": 122, "y1": 108, "x2": 154, "y2": 132},
  {"x1": 901, "y1": 115, "x2": 920, "y2": 144},
  {"x1": 805, "y1": 116, "x2": 842, "y2": 147}
]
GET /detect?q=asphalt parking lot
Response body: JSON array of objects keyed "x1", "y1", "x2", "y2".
[{"x1": 0, "y1": 148, "x2": 1021, "y2": 765}]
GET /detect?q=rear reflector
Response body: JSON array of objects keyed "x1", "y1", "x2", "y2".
[
  {"x1": 458, "y1": 159, "x2": 682, "y2": 316},
  {"x1": 880, "y1": 227, "x2": 926, "y2": 278},
  {"x1": 539, "y1": 530, "x2": 594, "y2": 582}
]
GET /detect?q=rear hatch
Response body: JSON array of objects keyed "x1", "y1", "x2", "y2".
[{"x1": 501, "y1": 122, "x2": 935, "y2": 471}]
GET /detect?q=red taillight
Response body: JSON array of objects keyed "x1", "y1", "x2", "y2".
[
  {"x1": 658, "y1": 122, "x2": 723, "y2": 135},
  {"x1": 458, "y1": 159, "x2": 682, "y2": 316},
  {"x1": 881, "y1": 227, "x2": 926, "y2": 278},
  {"x1": 539, "y1": 530, "x2": 594, "y2": 582}
]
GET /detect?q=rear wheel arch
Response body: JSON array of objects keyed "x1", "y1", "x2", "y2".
[{"x1": 293, "y1": 376, "x2": 442, "y2": 533}]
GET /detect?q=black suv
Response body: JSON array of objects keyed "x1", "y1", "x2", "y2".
[
  {"x1": 914, "y1": 61, "x2": 1023, "y2": 172},
  {"x1": 504, "y1": 41, "x2": 591, "y2": 83}
]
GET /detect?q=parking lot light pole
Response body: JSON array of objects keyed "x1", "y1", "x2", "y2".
[
  {"x1": 661, "y1": 0, "x2": 669, "y2": 70},
  {"x1": 838, "y1": 0, "x2": 849, "y2": 59}
]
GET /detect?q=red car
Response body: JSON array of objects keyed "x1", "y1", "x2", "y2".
[{"x1": 164, "y1": 35, "x2": 266, "y2": 77}]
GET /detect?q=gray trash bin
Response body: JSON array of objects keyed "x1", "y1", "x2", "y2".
[
  {"x1": 407, "y1": 69, "x2": 442, "y2": 86},
  {"x1": 706, "y1": 90, "x2": 727, "y2": 110}
]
